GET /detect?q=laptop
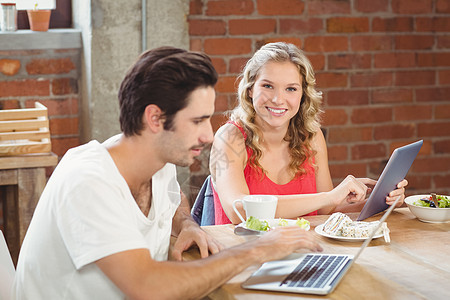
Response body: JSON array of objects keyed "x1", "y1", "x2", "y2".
[
  {"x1": 241, "y1": 195, "x2": 401, "y2": 295},
  {"x1": 357, "y1": 140, "x2": 423, "y2": 221}
]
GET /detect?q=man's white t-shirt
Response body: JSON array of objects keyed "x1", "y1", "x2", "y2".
[{"x1": 13, "y1": 137, "x2": 181, "y2": 299}]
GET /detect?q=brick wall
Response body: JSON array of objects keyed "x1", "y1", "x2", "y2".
[
  {"x1": 188, "y1": 0, "x2": 450, "y2": 199},
  {"x1": 0, "y1": 48, "x2": 80, "y2": 230},
  {"x1": 0, "y1": 49, "x2": 81, "y2": 159}
]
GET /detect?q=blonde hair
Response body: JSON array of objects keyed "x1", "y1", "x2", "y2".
[{"x1": 230, "y1": 42, "x2": 323, "y2": 177}]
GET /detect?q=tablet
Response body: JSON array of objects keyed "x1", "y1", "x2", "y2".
[{"x1": 357, "y1": 140, "x2": 423, "y2": 221}]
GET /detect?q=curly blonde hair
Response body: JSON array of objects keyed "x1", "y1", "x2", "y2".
[{"x1": 230, "y1": 42, "x2": 323, "y2": 178}]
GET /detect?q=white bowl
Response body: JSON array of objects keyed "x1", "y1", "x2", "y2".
[{"x1": 404, "y1": 194, "x2": 450, "y2": 223}]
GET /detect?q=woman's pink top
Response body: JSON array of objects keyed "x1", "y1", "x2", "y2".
[{"x1": 213, "y1": 122, "x2": 318, "y2": 225}]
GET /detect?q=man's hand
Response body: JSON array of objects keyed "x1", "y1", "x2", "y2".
[{"x1": 171, "y1": 221, "x2": 223, "y2": 261}]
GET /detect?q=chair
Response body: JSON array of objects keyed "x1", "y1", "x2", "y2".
[{"x1": 0, "y1": 230, "x2": 15, "y2": 300}]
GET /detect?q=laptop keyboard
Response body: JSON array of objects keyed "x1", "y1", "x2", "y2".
[{"x1": 280, "y1": 254, "x2": 348, "y2": 289}]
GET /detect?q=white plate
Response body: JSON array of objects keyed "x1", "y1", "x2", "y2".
[
  {"x1": 314, "y1": 224, "x2": 383, "y2": 242},
  {"x1": 237, "y1": 218, "x2": 310, "y2": 232}
]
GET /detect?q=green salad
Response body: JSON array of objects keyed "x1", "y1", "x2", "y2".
[
  {"x1": 413, "y1": 195, "x2": 450, "y2": 208},
  {"x1": 246, "y1": 216, "x2": 310, "y2": 231}
]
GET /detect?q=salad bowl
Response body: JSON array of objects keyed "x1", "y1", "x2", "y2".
[{"x1": 404, "y1": 194, "x2": 450, "y2": 223}]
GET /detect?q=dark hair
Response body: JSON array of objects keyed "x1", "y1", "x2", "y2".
[{"x1": 118, "y1": 46, "x2": 218, "y2": 136}]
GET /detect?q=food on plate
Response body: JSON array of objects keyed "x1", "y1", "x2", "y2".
[
  {"x1": 413, "y1": 195, "x2": 450, "y2": 208},
  {"x1": 322, "y1": 212, "x2": 385, "y2": 239},
  {"x1": 246, "y1": 216, "x2": 310, "y2": 231}
]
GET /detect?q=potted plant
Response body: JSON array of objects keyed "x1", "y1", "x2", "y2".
[{"x1": 27, "y1": 3, "x2": 51, "y2": 32}]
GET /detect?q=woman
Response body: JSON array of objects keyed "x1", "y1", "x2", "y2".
[{"x1": 209, "y1": 42, "x2": 407, "y2": 225}]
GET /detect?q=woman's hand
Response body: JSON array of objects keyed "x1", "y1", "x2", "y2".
[
  {"x1": 386, "y1": 179, "x2": 408, "y2": 207},
  {"x1": 329, "y1": 175, "x2": 377, "y2": 207}
]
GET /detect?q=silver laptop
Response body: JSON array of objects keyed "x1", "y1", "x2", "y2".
[{"x1": 241, "y1": 195, "x2": 401, "y2": 295}]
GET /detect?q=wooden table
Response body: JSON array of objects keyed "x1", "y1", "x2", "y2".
[
  {"x1": 0, "y1": 153, "x2": 58, "y2": 265},
  {"x1": 178, "y1": 208, "x2": 450, "y2": 299}
]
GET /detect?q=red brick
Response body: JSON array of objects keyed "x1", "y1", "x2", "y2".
[
  {"x1": 25, "y1": 98, "x2": 79, "y2": 116},
  {"x1": 0, "y1": 99, "x2": 20, "y2": 109},
  {"x1": 416, "y1": 17, "x2": 450, "y2": 32},
  {"x1": 372, "y1": 89, "x2": 413, "y2": 104},
  {"x1": 327, "y1": 145, "x2": 348, "y2": 161},
  {"x1": 437, "y1": 0, "x2": 450, "y2": 13},
  {"x1": 372, "y1": 17, "x2": 414, "y2": 32},
  {"x1": 307, "y1": 0, "x2": 350, "y2": 15},
  {"x1": 229, "y1": 57, "x2": 250, "y2": 74},
  {"x1": 229, "y1": 19, "x2": 276, "y2": 35},
  {"x1": 416, "y1": 87, "x2": 450, "y2": 102},
  {"x1": 412, "y1": 157, "x2": 450, "y2": 173},
  {"x1": 215, "y1": 76, "x2": 238, "y2": 94},
  {"x1": 26, "y1": 58, "x2": 75, "y2": 75},
  {"x1": 351, "y1": 107, "x2": 392, "y2": 124},
  {"x1": 437, "y1": 35, "x2": 450, "y2": 49},
  {"x1": 190, "y1": 0, "x2": 203, "y2": 15},
  {"x1": 256, "y1": 0, "x2": 304, "y2": 16},
  {"x1": 329, "y1": 162, "x2": 367, "y2": 179},
  {"x1": 351, "y1": 36, "x2": 391, "y2": 51},
  {"x1": 316, "y1": 72, "x2": 347, "y2": 89},
  {"x1": 322, "y1": 109, "x2": 348, "y2": 126},
  {"x1": 374, "y1": 53, "x2": 416, "y2": 69},
  {"x1": 204, "y1": 38, "x2": 252, "y2": 55},
  {"x1": 327, "y1": 17, "x2": 369, "y2": 33},
  {"x1": 435, "y1": 140, "x2": 450, "y2": 154},
  {"x1": 355, "y1": 0, "x2": 388, "y2": 13},
  {"x1": 374, "y1": 124, "x2": 415, "y2": 140},
  {"x1": 51, "y1": 137, "x2": 80, "y2": 157},
  {"x1": 52, "y1": 78, "x2": 78, "y2": 95},
  {"x1": 0, "y1": 59, "x2": 20, "y2": 76},
  {"x1": 279, "y1": 18, "x2": 323, "y2": 34},
  {"x1": 190, "y1": 39, "x2": 203, "y2": 51},
  {"x1": 206, "y1": 0, "x2": 254, "y2": 16},
  {"x1": 435, "y1": 174, "x2": 450, "y2": 190},
  {"x1": 351, "y1": 72, "x2": 393, "y2": 88},
  {"x1": 394, "y1": 105, "x2": 432, "y2": 121},
  {"x1": 405, "y1": 174, "x2": 432, "y2": 191},
  {"x1": 211, "y1": 58, "x2": 226, "y2": 74},
  {"x1": 189, "y1": 20, "x2": 226, "y2": 36},
  {"x1": 391, "y1": 0, "x2": 432, "y2": 14},
  {"x1": 436, "y1": 104, "x2": 450, "y2": 119},
  {"x1": 304, "y1": 36, "x2": 348, "y2": 52},
  {"x1": 351, "y1": 143, "x2": 387, "y2": 160},
  {"x1": 214, "y1": 94, "x2": 229, "y2": 113},
  {"x1": 211, "y1": 114, "x2": 228, "y2": 132},
  {"x1": 0, "y1": 79, "x2": 50, "y2": 97},
  {"x1": 417, "y1": 52, "x2": 450, "y2": 67},
  {"x1": 395, "y1": 70, "x2": 435, "y2": 86},
  {"x1": 328, "y1": 54, "x2": 371, "y2": 70},
  {"x1": 418, "y1": 122, "x2": 450, "y2": 137},
  {"x1": 256, "y1": 38, "x2": 302, "y2": 50},
  {"x1": 308, "y1": 54, "x2": 325, "y2": 71},
  {"x1": 49, "y1": 117, "x2": 79, "y2": 135},
  {"x1": 395, "y1": 35, "x2": 434, "y2": 50},
  {"x1": 326, "y1": 90, "x2": 369, "y2": 106},
  {"x1": 328, "y1": 127, "x2": 373, "y2": 143},
  {"x1": 439, "y1": 70, "x2": 450, "y2": 84}
]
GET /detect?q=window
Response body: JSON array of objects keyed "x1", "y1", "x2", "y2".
[{"x1": 17, "y1": 0, "x2": 72, "y2": 29}]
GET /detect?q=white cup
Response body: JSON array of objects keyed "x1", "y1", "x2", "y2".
[{"x1": 232, "y1": 195, "x2": 278, "y2": 223}]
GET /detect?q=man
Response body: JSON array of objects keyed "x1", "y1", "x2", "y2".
[{"x1": 14, "y1": 47, "x2": 322, "y2": 299}]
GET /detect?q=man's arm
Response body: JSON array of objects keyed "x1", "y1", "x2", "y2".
[
  {"x1": 171, "y1": 191, "x2": 222, "y2": 260},
  {"x1": 96, "y1": 226, "x2": 322, "y2": 300}
]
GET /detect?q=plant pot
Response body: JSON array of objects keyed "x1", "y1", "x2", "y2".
[{"x1": 27, "y1": 9, "x2": 51, "y2": 32}]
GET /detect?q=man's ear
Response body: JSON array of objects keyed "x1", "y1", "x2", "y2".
[{"x1": 144, "y1": 104, "x2": 163, "y2": 133}]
